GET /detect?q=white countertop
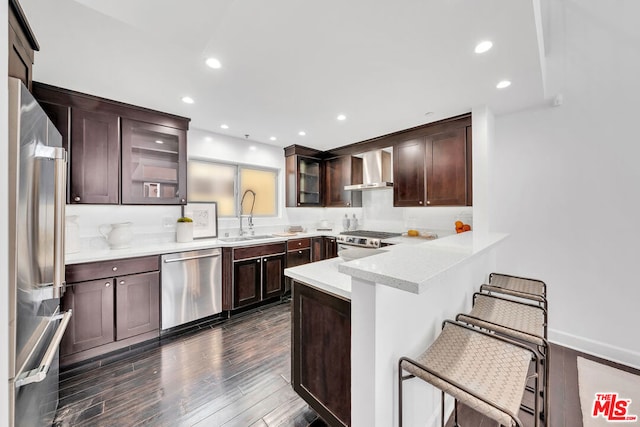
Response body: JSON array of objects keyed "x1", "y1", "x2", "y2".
[
  {"x1": 284, "y1": 258, "x2": 352, "y2": 300},
  {"x1": 339, "y1": 231, "x2": 507, "y2": 294},
  {"x1": 65, "y1": 231, "x2": 339, "y2": 264},
  {"x1": 284, "y1": 231, "x2": 507, "y2": 298}
]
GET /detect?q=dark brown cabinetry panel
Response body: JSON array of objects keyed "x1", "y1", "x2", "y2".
[
  {"x1": 393, "y1": 138, "x2": 427, "y2": 207},
  {"x1": 292, "y1": 281, "x2": 351, "y2": 427},
  {"x1": 287, "y1": 248, "x2": 311, "y2": 269},
  {"x1": 121, "y1": 119, "x2": 187, "y2": 205},
  {"x1": 323, "y1": 237, "x2": 338, "y2": 259},
  {"x1": 285, "y1": 148, "x2": 324, "y2": 207},
  {"x1": 115, "y1": 271, "x2": 160, "y2": 340},
  {"x1": 233, "y1": 258, "x2": 262, "y2": 308},
  {"x1": 262, "y1": 254, "x2": 285, "y2": 299},
  {"x1": 61, "y1": 279, "x2": 115, "y2": 356},
  {"x1": 287, "y1": 238, "x2": 311, "y2": 251},
  {"x1": 61, "y1": 256, "x2": 160, "y2": 365},
  {"x1": 8, "y1": 0, "x2": 39, "y2": 91},
  {"x1": 311, "y1": 237, "x2": 323, "y2": 262},
  {"x1": 324, "y1": 156, "x2": 363, "y2": 207},
  {"x1": 426, "y1": 128, "x2": 468, "y2": 206},
  {"x1": 70, "y1": 108, "x2": 120, "y2": 204}
]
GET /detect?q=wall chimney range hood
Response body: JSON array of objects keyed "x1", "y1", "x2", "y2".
[{"x1": 344, "y1": 150, "x2": 393, "y2": 191}]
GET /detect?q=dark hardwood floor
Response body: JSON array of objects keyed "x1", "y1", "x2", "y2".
[
  {"x1": 54, "y1": 302, "x2": 326, "y2": 427},
  {"x1": 445, "y1": 343, "x2": 640, "y2": 427},
  {"x1": 55, "y1": 301, "x2": 639, "y2": 427}
]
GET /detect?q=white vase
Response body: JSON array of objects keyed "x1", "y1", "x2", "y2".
[{"x1": 176, "y1": 222, "x2": 193, "y2": 243}]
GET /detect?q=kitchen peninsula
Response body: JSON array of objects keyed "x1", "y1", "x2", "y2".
[{"x1": 285, "y1": 231, "x2": 508, "y2": 427}]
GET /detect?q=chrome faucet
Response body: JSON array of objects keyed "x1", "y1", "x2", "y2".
[{"x1": 239, "y1": 189, "x2": 256, "y2": 236}]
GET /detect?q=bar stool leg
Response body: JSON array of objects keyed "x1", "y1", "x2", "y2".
[{"x1": 441, "y1": 391, "x2": 445, "y2": 427}]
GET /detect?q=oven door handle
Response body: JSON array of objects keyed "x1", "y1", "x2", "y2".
[{"x1": 14, "y1": 310, "x2": 73, "y2": 389}]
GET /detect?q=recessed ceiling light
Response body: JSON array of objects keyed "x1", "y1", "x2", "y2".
[
  {"x1": 337, "y1": 114, "x2": 346, "y2": 121},
  {"x1": 249, "y1": 145, "x2": 257, "y2": 151},
  {"x1": 496, "y1": 80, "x2": 512, "y2": 89},
  {"x1": 155, "y1": 140, "x2": 164, "y2": 144},
  {"x1": 269, "y1": 136, "x2": 277, "y2": 141},
  {"x1": 474, "y1": 41, "x2": 493, "y2": 54},
  {"x1": 205, "y1": 57, "x2": 222, "y2": 69},
  {"x1": 182, "y1": 96, "x2": 194, "y2": 104},
  {"x1": 220, "y1": 124, "x2": 229, "y2": 129},
  {"x1": 298, "y1": 131, "x2": 306, "y2": 136}
]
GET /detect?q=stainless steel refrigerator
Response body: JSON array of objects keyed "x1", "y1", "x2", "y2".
[{"x1": 8, "y1": 77, "x2": 72, "y2": 427}]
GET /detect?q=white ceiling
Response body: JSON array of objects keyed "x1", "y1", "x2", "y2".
[{"x1": 20, "y1": 0, "x2": 545, "y2": 151}]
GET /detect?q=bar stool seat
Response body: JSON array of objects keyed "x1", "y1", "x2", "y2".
[
  {"x1": 457, "y1": 292, "x2": 549, "y2": 421},
  {"x1": 481, "y1": 273, "x2": 547, "y2": 308},
  {"x1": 399, "y1": 321, "x2": 538, "y2": 427}
]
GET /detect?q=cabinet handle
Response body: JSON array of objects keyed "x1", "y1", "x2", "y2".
[
  {"x1": 112, "y1": 267, "x2": 118, "y2": 272},
  {"x1": 257, "y1": 259, "x2": 261, "y2": 263},
  {"x1": 298, "y1": 242, "x2": 302, "y2": 246},
  {"x1": 418, "y1": 201, "x2": 423, "y2": 205},
  {"x1": 426, "y1": 201, "x2": 431, "y2": 205},
  {"x1": 347, "y1": 202, "x2": 350, "y2": 206},
  {"x1": 119, "y1": 280, "x2": 125, "y2": 285},
  {"x1": 105, "y1": 282, "x2": 111, "y2": 287},
  {"x1": 74, "y1": 196, "x2": 81, "y2": 202},
  {"x1": 263, "y1": 258, "x2": 267, "y2": 262},
  {"x1": 298, "y1": 251, "x2": 302, "y2": 254},
  {"x1": 297, "y1": 203, "x2": 300, "y2": 206},
  {"x1": 180, "y1": 198, "x2": 186, "y2": 203}
]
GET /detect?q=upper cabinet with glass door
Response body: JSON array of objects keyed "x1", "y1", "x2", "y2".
[
  {"x1": 285, "y1": 146, "x2": 324, "y2": 207},
  {"x1": 121, "y1": 119, "x2": 187, "y2": 205}
]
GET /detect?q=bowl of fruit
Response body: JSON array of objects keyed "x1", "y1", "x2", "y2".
[{"x1": 455, "y1": 221, "x2": 471, "y2": 234}]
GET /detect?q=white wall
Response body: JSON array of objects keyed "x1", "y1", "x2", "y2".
[
  {"x1": 2, "y1": 1, "x2": 11, "y2": 424},
  {"x1": 491, "y1": 0, "x2": 640, "y2": 367}
]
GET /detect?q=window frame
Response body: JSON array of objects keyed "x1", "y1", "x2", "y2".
[{"x1": 187, "y1": 157, "x2": 280, "y2": 218}]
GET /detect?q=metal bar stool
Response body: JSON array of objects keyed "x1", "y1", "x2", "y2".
[
  {"x1": 399, "y1": 320, "x2": 539, "y2": 427},
  {"x1": 481, "y1": 272, "x2": 547, "y2": 309},
  {"x1": 456, "y1": 292, "x2": 549, "y2": 421}
]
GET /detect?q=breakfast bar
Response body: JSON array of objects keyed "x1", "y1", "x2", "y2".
[{"x1": 285, "y1": 231, "x2": 508, "y2": 427}]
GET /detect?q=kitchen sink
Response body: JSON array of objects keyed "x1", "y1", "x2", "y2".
[{"x1": 219, "y1": 236, "x2": 254, "y2": 242}]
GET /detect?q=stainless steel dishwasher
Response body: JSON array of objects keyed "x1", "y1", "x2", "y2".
[{"x1": 161, "y1": 248, "x2": 222, "y2": 330}]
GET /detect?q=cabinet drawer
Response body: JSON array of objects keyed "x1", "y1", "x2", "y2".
[
  {"x1": 66, "y1": 256, "x2": 160, "y2": 283},
  {"x1": 287, "y1": 248, "x2": 311, "y2": 268},
  {"x1": 234, "y1": 242, "x2": 287, "y2": 261},
  {"x1": 287, "y1": 238, "x2": 311, "y2": 251}
]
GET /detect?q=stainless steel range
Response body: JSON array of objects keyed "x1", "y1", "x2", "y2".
[{"x1": 336, "y1": 230, "x2": 402, "y2": 249}]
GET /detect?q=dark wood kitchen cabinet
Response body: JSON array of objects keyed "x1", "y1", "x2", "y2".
[
  {"x1": 223, "y1": 242, "x2": 287, "y2": 310},
  {"x1": 393, "y1": 126, "x2": 471, "y2": 207},
  {"x1": 285, "y1": 146, "x2": 324, "y2": 207},
  {"x1": 70, "y1": 108, "x2": 120, "y2": 204},
  {"x1": 287, "y1": 238, "x2": 311, "y2": 268},
  {"x1": 292, "y1": 280, "x2": 351, "y2": 427},
  {"x1": 323, "y1": 237, "x2": 338, "y2": 259},
  {"x1": 311, "y1": 237, "x2": 323, "y2": 262},
  {"x1": 8, "y1": 0, "x2": 39, "y2": 91},
  {"x1": 324, "y1": 156, "x2": 363, "y2": 207},
  {"x1": 61, "y1": 256, "x2": 160, "y2": 366},
  {"x1": 121, "y1": 119, "x2": 187, "y2": 204},
  {"x1": 32, "y1": 82, "x2": 190, "y2": 206},
  {"x1": 61, "y1": 278, "x2": 115, "y2": 356}
]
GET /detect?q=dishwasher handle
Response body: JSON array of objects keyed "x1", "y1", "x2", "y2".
[{"x1": 163, "y1": 253, "x2": 221, "y2": 263}]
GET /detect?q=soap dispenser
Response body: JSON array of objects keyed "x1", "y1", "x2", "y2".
[
  {"x1": 351, "y1": 214, "x2": 358, "y2": 231},
  {"x1": 342, "y1": 214, "x2": 350, "y2": 231}
]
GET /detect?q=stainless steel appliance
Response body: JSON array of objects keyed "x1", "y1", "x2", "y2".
[
  {"x1": 8, "y1": 78, "x2": 72, "y2": 427},
  {"x1": 161, "y1": 248, "x2": 222, "y2": 330},
  {"x1": 344, "y1": 150, "x2": 393, "y2": 190},
  {"x1": 336, "y1": 230, "x2": 402, "y2": 250}
]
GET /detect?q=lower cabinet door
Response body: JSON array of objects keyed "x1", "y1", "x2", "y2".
[
  {"x1": 262, "y1": 254, "x2": 285, "y2": 299},
  {"x1": 115, "y1": 271, "x2": 160, "y2": 340},
  {"x1": 234, "y1": 258, "x2": 262, "y2": 308},
  {"x1": 323, "y1": 237, "x2": 338, "y2": 259},
  {"x1": 61, "y1": 279, "x2": 115, "y2": 356}
]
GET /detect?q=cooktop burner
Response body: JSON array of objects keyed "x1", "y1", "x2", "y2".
[{"x1": 339, "y1": 230, "x2": 402, "y2": 239}]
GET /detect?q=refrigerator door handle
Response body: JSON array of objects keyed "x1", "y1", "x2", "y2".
[
  {"x1": 52, "y1": 147, "x2": 67, "y2": 298},
  {"x1": 14, "y1": 309, "x2": 73, "y2": 389}
]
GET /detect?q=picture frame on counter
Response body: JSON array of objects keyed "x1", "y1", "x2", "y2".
[{"x1": 182, "y1": 202, "x2": 218, "y2": 239}]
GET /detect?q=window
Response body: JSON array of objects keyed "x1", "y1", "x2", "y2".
[{"x1": 187, "y1": 159, "x2": 278, "y2": 217}]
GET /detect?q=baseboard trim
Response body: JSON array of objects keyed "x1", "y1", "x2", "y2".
[{"x1": 549, "y1": 328, "x2": 640, "y2": 370}]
